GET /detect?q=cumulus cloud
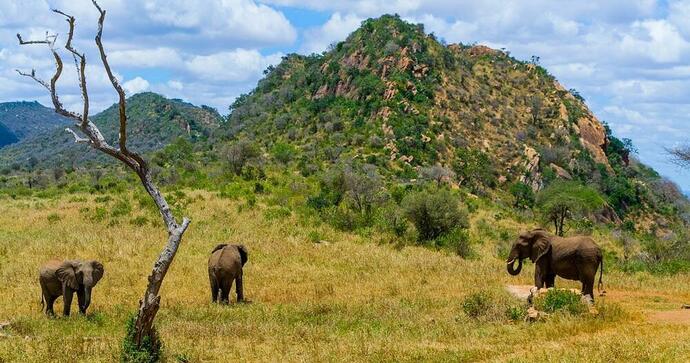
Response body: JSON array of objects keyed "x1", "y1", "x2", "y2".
[
  {"x1": 301, "y1": 13, "x2": 364, "y2": 54},
  {"x1": 123, "y1": 77, "x2": 150, "y2": 94},
  {"x1": 187, "y1": 49, "x2": 283, "y2": 82}
]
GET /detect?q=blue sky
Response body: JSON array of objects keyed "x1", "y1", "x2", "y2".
[{"x1": 1, "y1": 0, "x2": 690, "y2": 189}]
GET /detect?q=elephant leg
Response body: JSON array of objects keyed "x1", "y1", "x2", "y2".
[
  {"x1": 534, "y1": 264, "x2": 545, "y2": 289},
  {"x1": 236, "y1": 275, "x2": 244, "y2": 303},
  {"x1": 63, "y1": 288, "x2": 74, "y2": 316},
  {"x1": 220, "y1": 278, "x2": 233, "y2": 304},
  {"x1": 209, "y1": 273, "x2": 219, "y2": 303},
  {"x1": 579, "y1": 264, "x2": 596, "y2": 301},
  {"x1": 45, "y1": 295, "x2": 57, "y2": 316},
  {"x1": 545, "y1": 274, "x2": 556, "y2": 288}
]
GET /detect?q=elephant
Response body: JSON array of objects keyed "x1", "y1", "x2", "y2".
[
  {"x1": 208, "y1": 244, "x2": 248, "y2": 304},
  {"x1": 39, "y1": 259, "x2": 104, "y2": 316},
  {"x1": 506, "y1": 229, "x2": 604, "y2": 299}
]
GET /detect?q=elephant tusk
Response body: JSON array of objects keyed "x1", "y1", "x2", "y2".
[{"x1": 506, "y1": 259, "x2": 515, "y2": 265}]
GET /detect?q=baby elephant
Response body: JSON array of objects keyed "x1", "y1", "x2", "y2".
[
  {"x1": 208, "y1": 244, "x2": 248, "y2": 304},
  {"x1": 39, "y1": 259, "x2": 104, "y2": 316}
]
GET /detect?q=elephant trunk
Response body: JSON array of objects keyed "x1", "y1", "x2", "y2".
[
  {"x1": 81, "y1": 287, "x2": 92, "y2": 313},
  {"x1": 506, "y1": 258, "x2": 522, "y2": 275},
  {"x1": 506, "y1": 249, "x2": 523, "y2": 276}
]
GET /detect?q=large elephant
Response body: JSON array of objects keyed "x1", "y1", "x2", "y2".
[
  {"x1": 506, "y1": 229, "x2": 604, "y2": 299},
  {"x1": 39, "y1": 259, "x2": 104, "y2": 316},
  {"x1": 208, "y1": 244, "x2": 248, "y2": 304}
]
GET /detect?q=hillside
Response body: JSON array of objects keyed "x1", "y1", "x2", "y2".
[
  {"x1": 218, "y1": 15, "x2": 688, "y2": 231},
  {"x1": 0, "y1": 93, "x2": 222, "y2": 169},
  {"x1": 0, "y1": 101, "x2": 69, "y2": 140},
  {"x1": 0, "y1": 122, "x2": 18, "y2": 147}
]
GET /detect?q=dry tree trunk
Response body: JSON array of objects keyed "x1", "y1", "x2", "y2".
[{"x1": 17, "y1": 0, "x2": 190, "y2": 349}]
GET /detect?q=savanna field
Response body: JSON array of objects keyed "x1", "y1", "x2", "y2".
[{"x1": 2, "y1": 188, "x2": 690, "y2": 362}]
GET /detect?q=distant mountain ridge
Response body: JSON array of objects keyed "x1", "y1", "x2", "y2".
[
  {"x1": 0, "y1": 122, "x2": 18, "y2": 147},
  {"x1": 0, "y1": 93, "x2": 222, "y2": 168},
  {"x1": 0, "y1": 101, "x2": 69, "y2": 140}
]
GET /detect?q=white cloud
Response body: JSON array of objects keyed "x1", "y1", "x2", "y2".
[
  {"x1": 123, "y1": 77, "x2": 150, "y2": 94},
  {"x1": 620, "y1": 20, "x2": 690, "y2": 63},
  {"x1": 301, "y1": 13, "x2": 364, "y2": 54},
  {"x1": 187, "y1": 49, "x2": 283, "y2": 82},
  {"x1": 109, "y1": 48, "x2": 184, "y2": 68}
]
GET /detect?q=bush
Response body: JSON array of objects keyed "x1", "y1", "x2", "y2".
[
  {"x1": 509, "y1": 182, "x2": 534, "y2": 209},
  {"x1": 47, "y1": 213, "x2": 61, "y2": 223},
  {"x1": 505, "y1": 305, "x2": 527, "y2": 321},
  {"x1": 403, "y1": 188, "x2": 468, "y2": 241},
  {"x1": 435, "y1": 228, "x2": 473, "y2": 258},
  {"x1": 533, "y1": 289, "x2": 587, "y2": 315},
  {"x1": 462, "y1": 291, "x2": 493, "y2": 319},
  {"x1": 121, "y1": 314, "x2": 162, "y2": 363}
]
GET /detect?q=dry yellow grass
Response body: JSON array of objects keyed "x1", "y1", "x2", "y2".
[{"x1": 1, "y1": 191, "x2": 690, "y2": 362}]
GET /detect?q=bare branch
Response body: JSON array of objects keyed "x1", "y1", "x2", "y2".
[
  {"x1": 53, "y1": 9, "x2": 89, "y2": 124},
  {"x1": 666, "y1": 146, "x2": 690, "y2": 168},
  {"x1": 15, "y1": 69, "x2": 50, "y2": 91},
  {"x1": 16, "y1": 33, "x2": 54, "y2": 46},
  {"x1": 65, "y1": 128, "x2": 91, "y2": 144},
  {"x1": 92, "y1": 0, "x2": 128, "y2": 154}
]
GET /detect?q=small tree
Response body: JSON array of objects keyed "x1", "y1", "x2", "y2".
[
  {"x1": 403, "y1": 188, "x2": 468, "y2": 241},
  {"x1": 17, "y1": 2, "x2": 190, "y2": 358},
  {"x1": 509, "y1": 182, "x2": 534, "y2": 209},
  {"x1": 223, "y1": 140, "x2": 259, "y2": 175},
  {"x1": 419, "y1": 165, "x2": 455, "y2": 186},
  {"x1": 536, "y1": 181, "x2": 604, "y2": 236}
]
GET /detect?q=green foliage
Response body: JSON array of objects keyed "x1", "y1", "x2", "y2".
[
  {"x1": 46, "y1": 213, "x2": 61, "y2": 223},
  {"x1": 533, "y1": 289, "x2": 587, "y2": 315},
  {"x1": 402, "y1": 188, "x2": 468, "y2": 241},
  {"x1": 121, "y1": 314, "x2": 163, "y2": 363},
  {"x1": 452, "y1": 148, "x2": 496, "y2": 194},
  {"x1": 536, "y1": 181, "x2": 604, "y2": 236},
  {"x1": 505, "y1": 305, "x2": 528, "y2": 321},
  {"x1": 509, "y1": 182, "x2": 534, "y2": 209},
  {"x1": 462, "y1": 291, "x2": 493, "y2": 319},
  {"x1": 271, "y1": 142, "x2": 296, "y2": 164}
]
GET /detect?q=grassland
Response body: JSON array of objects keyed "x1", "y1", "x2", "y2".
[{"x1": 1, "y1": 190, "x2": 690, "y2": 362}]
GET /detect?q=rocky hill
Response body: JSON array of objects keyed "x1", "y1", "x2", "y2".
[
  {"x1": 0, "y1": 93, "x2": 222, "y2": 169},
  {"x1": 217, "y1": 15, "x2": 687, "y2": 229}
]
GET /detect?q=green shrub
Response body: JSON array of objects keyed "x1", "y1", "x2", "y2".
[
  {"x1": 376, "y1": 204, "x2": 408, "y2": 237},
  {"x1": 264, "y1": 206, "x2": 292, "y2": 220},
  {"x1": 505, "y1": 305, "x2": 528, "y2": 321},
  {"x1": 533, "y1": 289, "x2": 587, "y2": 315},
  {"x1": 435, "y1": 228, "x2": 473, "y2": 258},
  {"x1": 509, "y1": 182, "x2": 534, "y2": 209},
  {"x1": 462, "y1": 291, "x2": 492, "y2": 319},
  {"x1": 130, "y1": 216, "x2": 149, "y2": 227},
  {"x1": 47, "y1": 213, "x2": 61, "y2": 223},
  {"x1": 112, "y1": 199, "x2": 133, "y2": 218},
  {"x1": 121, "y1": 314, "x2": 162, "y2": 363},
  {"x1": 403, "y1": 188, "x2": 468, "y2": 241}
]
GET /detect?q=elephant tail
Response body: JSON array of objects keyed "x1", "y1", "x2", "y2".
[
  {"x1": 40, "y1": 292, "x2": 44, "y2": 312},
  {"x1": 597, "y1": 257, "x2": 605, "y2": 295}
]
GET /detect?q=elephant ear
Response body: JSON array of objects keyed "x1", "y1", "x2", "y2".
[
  {"x1": 211, "y1": 244, "x2": 228, "y2": 254},
  {"x1": 530, "y1": 234, "x2": 552, "y2": 263},
  {"x1": 92, "y1": 261, "x2": 104, "y2": 284},
  {"x1": 56, "y1": 261, "x2": 79, "y2": 290},
  {"x1": 236, "y1": 245, "x2": 249, "y2": 266}
]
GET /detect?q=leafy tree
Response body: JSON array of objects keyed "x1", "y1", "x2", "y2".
[
  {"x1": 272, "y1": 142, "x2": 296, "y2": 164},
  {"x1": 509, "y1": 182, "x2": 534, "y2": 209},
  {"x1": 403, "y1": 188, "x2": 469, "y2": 241},
  {"x1": 536, "y1": 181, "x2": 605, "y2": 236},
  {"x1": 223, "y1": 140, "x2": 259, "y2": 175},
  {"x1": 452, "y1": 148, "x2": 496, "y2": 194}
]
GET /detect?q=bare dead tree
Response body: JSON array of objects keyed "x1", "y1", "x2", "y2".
[
  {"x1": 668, "y1": 146, "x2": 690, "y2": 168},
  {"x1": 17, "y1": 1, "x2": 190, "y2": 351}
]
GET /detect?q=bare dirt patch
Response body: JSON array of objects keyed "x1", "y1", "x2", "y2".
[
  {"x1": 505, "y1": 284, "x2": 532, "y2": 300},
  {"x1": 648, "y1": 309, "x2": 690, "y2": 324}
]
